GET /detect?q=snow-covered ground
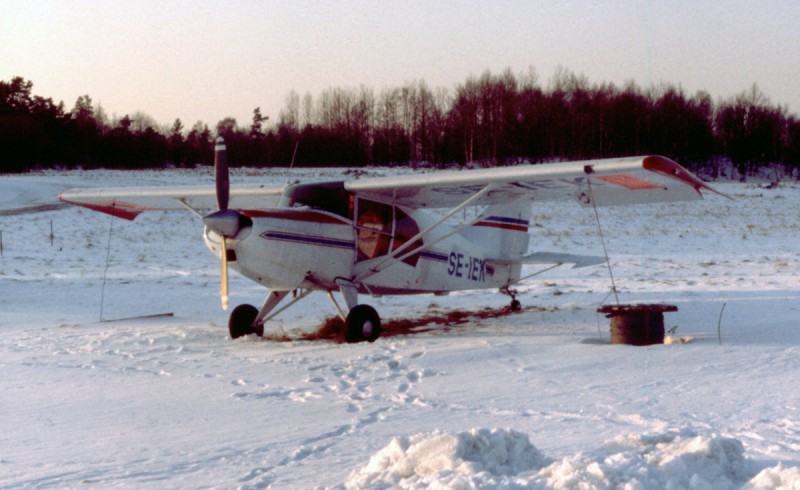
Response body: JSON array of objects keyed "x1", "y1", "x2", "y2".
[{"x1": 1, "y1": 168, "x2": 798, "y2": 489}]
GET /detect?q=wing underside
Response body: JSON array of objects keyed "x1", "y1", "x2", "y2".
[
  {"x1": 59, "y1": 156, "x2": 719, "y2": 220},
  {"x1": 346, "y1": 155, "x2": 721, "y2": 208},
  {"x1": 59, "y1": 185, "x2": 285, "y2": 220}
]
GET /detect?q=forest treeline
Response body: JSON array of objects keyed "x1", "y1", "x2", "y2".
[{"x1": 2, "y1": 70, "x2": 800, "y2": 179}]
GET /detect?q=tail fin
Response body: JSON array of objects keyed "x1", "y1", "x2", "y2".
[{"x1": 461, "y1": 201, "x2": 532, "y2": 259}]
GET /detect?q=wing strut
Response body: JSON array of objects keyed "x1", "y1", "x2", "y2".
[
  {"x1": 177, "y1": 199, "x2": 204, "y2": 219},
  {"x1": 396, "y1": 195, "x2": 530, "y2": 263},
  {"x1": 353, "y1": 184, "x2": 496, "y2": 282}
]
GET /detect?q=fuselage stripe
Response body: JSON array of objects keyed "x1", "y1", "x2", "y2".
[
  {"x1": 473, "y1": 215, "x2": 529, "y2": 232},
  {"x1": 484, "y1": 216, "x2": 530, "y2": 226},
  {"x1": 420, "y1": 250, "x2": 448, "y2": 263},
  {"x1": 260, "y1": 231, "x2": 354, "y2": 250}
]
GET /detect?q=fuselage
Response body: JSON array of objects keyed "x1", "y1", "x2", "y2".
[{"x1": 203, "y1": 202, "x2": 524, "y2": 296}]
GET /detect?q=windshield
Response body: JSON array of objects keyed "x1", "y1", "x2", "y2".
[{"x1": 280, "y1": 181, "x2": 352, "y2": 219}]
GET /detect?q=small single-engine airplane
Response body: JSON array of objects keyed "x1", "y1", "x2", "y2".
[{"x1": 60, "y1": 138, "x2": 721, "y2": 342}]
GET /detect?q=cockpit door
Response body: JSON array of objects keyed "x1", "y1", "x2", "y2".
[{"x1": 354, "y1": 198, "x2": 421, "y2": 266}]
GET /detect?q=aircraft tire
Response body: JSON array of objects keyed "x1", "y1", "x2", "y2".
[
  {"x1": 345, "y1": 304, "x2": 381, "y2": 343},
  {"x1": 229, "y1": 304, "x2": 259, "y2": 339}
]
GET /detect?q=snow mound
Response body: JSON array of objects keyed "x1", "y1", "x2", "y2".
[
  {"x1": 346, "y1": 429, "x2": 799, "y2": 489},
  {"x1": 347, "y1": 428, "x2": 552, "y2": 488},
  {"x1": 745, "y1": 464, "x2": 800, "y2": 489}
]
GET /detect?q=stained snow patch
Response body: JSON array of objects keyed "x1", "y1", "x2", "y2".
[{"x1": 346, "y1": 429, "x2": 799, "y2": 489}]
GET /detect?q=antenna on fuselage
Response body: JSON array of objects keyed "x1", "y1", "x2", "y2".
[{"x1": 286, "y1": 139, "x2": 300, "y2": 186}]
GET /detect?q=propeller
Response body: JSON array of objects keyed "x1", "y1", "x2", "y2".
[
  {"x1": 215, "y1": 136, "x2": 230, "y2": 211},
  {"x1": 220, "y1": 234, "x2": 229, "y2": 310},
  {"x1": 203, "y1": 137, "x2": 240, "y2": 310}
]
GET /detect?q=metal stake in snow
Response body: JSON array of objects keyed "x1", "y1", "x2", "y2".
[{"x1": 99, "y1": 216, "x2": 114, "y2": 322}]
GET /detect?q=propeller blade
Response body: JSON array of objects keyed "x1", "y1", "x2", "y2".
[
  {"x1": 221, "y1": 236, "x2": 229, "y2": 310},
  {"x1": 214, "y1": 137, "x2": 229, "y2": 211}
]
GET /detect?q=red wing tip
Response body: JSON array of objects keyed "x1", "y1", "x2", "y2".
[
  {"x1": 59, "y1": 197, "x2": 144, "y2": 220},
  {"x1": 642, "y1": 156, "x2": 730, "y2": 199}
]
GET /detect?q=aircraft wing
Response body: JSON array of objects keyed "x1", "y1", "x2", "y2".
[
  {"x1": 59, "y1": 184, "x2": 285, "y2": 220},
  {"x1": 345, "y1": 155, "x2": 723, "y2": 208}
]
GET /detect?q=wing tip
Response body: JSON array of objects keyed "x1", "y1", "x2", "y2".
[
  {"x1": 59, "y1": 195, "x2": 142, "y2": 220},
  {"x1": 642, "y1": 155, "x2": 730, "y2": 199}
]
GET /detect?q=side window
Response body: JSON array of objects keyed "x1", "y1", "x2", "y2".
[{"x1": 356, "y1": 199, "x2": 392, "y2": 261}]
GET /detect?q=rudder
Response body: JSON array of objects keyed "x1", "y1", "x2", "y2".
[{"x1": 461, "y1": 201, "x2": 532, "y2": 260}]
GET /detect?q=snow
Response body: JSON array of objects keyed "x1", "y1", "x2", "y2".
[{"x1": 1, "y1": 168, "x2": 799, "y2": 489}]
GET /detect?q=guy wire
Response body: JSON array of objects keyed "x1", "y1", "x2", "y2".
[
  {"x1": 587, "y1": 179, "x2": 619, "y2": 305},
  {"x1": 99, "y1": 216, "x2": 114, "y2": 322}
]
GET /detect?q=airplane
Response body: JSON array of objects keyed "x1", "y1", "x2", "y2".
[{"x1": 59, "y1": 138, "x2": 722, "y2": 342}]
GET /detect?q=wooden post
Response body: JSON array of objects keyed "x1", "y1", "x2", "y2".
[{"x1": 598, "y1": 304, "x2": 678, "y2": 346}]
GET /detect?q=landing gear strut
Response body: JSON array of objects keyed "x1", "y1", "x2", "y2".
[
  {"x1": 227, "y1": 286, "x2": 383, "y2": 343},
  {"x1": 503, "y1": 287, "x2": 522, "y2": 312}
]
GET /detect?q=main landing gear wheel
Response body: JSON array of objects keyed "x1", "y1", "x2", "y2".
[
  {"x1": 229, "y1": 304, "x2": 262, "y2": 339},
  {"x1": 345, "y1": 304, "x2": 381, "y2": 343},
  {"x1": 505, "y1": 288, "x2": 521, "y2": 312}
]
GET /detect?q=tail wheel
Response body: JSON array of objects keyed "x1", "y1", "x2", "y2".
[
  {"x1": 345, "y1": 305, "x2": 381, "y2": 343},
  {"x1": 229, "y1": 304, "x2": 259, "y2": 339}
]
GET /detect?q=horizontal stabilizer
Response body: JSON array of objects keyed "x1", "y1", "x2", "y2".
[
  {"x1": 523, "y1": 252, "x2": 607, "y2": 268},
  {"x1": 490, "y1": 251, "x2": 607, "y2": 269}
]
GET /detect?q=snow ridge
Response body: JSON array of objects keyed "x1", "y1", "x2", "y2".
[{"x1": 346, "y1": 428, "x2": 798, "y2": 489}]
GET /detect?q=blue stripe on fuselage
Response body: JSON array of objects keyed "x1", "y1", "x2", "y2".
[
  {"x1": 484, "y1": 216, "x2": 529, "y2": 226},
  {"x1": 260, "y1": 231, "x2": 354, "y2": 250},
  {"x1": 420, "y1": 250, "x2": 448, "y2": 263}
]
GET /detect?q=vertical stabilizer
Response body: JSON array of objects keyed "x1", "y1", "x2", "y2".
[{"x1": 461, "y1": 201, "x2": 532, "y2": 260}]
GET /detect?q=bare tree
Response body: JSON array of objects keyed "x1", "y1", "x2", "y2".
[
  {"x1": 301, "y1": 92, "x2": 314, "y2": 128},
  {"x1": 280, "y1": 91, "x2": 299, "y2": 130}
]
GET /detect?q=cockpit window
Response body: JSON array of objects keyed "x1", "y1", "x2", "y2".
[
  {"x1": 355, "y1": 198, "x2": 422, "y2": 266},
  {"x1": 280, "y1": 181, "x2": 351, "y2": 218},
  {"x1": 356, "y1": 200, "x2": 392, "y2": 260}
]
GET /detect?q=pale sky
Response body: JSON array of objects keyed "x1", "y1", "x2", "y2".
[{"x1": 2, "y1": 0, "x2": 799, "y2": 131}]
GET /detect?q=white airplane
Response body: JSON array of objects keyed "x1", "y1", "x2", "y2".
[{"x1": 60, "y1": 138, "x2": 721, "y2": 342}]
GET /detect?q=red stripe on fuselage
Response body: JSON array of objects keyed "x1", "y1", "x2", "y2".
[{"x1": 473, "y1": 222, "x2": 528, "y2": 232}]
